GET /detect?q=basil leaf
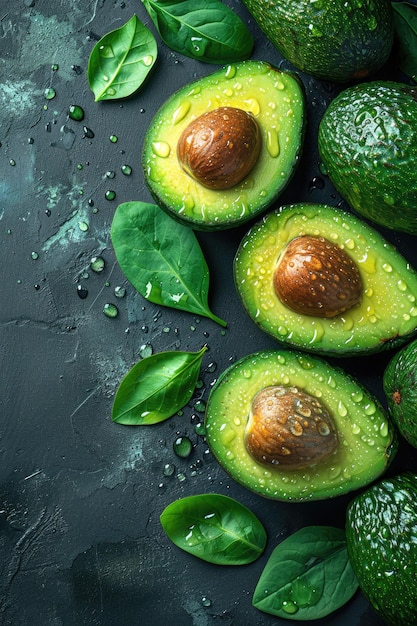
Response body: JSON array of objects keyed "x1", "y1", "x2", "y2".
[
  {"x1": 393, "y1": 2, "x2": 417, "y2": 82},
  {"x1": 87, "y1": 14, "x2": 157, "y2": 101},
  {"x1": 110, "y1": 201, "x2": 226, "y2": 327},
  {"x1": 112, "y1": 346, "x2": 206, "y2": 425},
  {"x1": 160, "y1": 494, "x2": 267, "y2": 564},
  {"x1": 253, "y1": 526, "x2": 358, "y2": 620},
  {"x1": 141, "y1": 0, "x2": 253, "y2": 63}
]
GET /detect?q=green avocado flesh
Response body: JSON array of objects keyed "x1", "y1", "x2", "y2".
[
  {"x1": 318, "y1": 81, "x2": 417, "y2": 234},
  {"x1": 383, "y1": 339, "x2": 417, "y2": 448},
  {"x1": 346, "y1": 472, "x2": 417, "y2": 625},
  {"x1": 142, "y1": 61, "x2": 305, "y2": 230},
  {"x1": 205, "y1": 350, "x2": 396, "y2": 502},
  {"x1": 241, "y1": 0, "x2": 393, "y2": 82},
  {"x1": 234, "y1": 203, "x2": 417, "y2": 356}
]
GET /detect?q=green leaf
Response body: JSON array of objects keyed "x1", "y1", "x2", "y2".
[
  {"x1": 141, "y1": 0, "x2": 253, "y2": 64},
  {"x1": 110, "y1": 201, "x2": 226, "y2": 326},
  {"x1": 112, "y1": 346, "x2": 207, "y2": 425},
  {"x1": 253, "y1": 526, "x2": 359, "y2": 620},
  {"x1": 392, "y1": 2, "x2": 417, "y2": 82},
  {"x1": 160, "y1": 493, "x2": 267, "y2": 564},
  {"x1": 87, "y1": 14, "x2": 157, "y2": 101}
]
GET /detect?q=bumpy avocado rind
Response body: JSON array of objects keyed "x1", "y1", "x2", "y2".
[
  {"x1": 241, "y1": 0, "x2": 393, "y2": 82},
  {"x1": 204, "y1": 349, "x2": 397, "y2": 502},
  {"x1": 383, "y1": 339, "x2": 417, "y2": 448},
  {"x1": 234, "y1": 203, "x2": 417, "y2": 356},
  {"x1": 142, "y1": 61, "x2": 306, "y2": 231},
  {"x1": 318, "y1": 81, "x2": 417, "y2": 234},
  {"x1": 346, "y1": 472, "x2": 417, "y2": 626}
]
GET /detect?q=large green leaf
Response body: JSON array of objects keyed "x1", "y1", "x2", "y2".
[
  {"x1": 87, "y1": 14, "x2": 157, "y2": 101},
  {"x1": 160, "y1": 493, "x2": 267, "y2": 564},
  {"x1": 110, "y1": 201, "x2": 226, "y2": 326},
  {"x1": 253, "y1": 526, "x2": 358, "y2": 620},
  {"x1": 112, "y1": 347, "x2": 206, "y2": 425},
  {"x1": 142, "y1": 0, "x2": 253, "y2": 63}
]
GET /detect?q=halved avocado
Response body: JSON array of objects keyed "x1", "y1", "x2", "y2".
[
  {"x1": 318, "y1": 81, "x2": 417, "y2": 234},
  {"x1": 234, "y1": 203, "x2": 417, "y2": 356},
  {"x1": 205, "y1": 350, "x2": 396, "y2": 502},
  {"x1": 142, "y1": 61, "x2": 306, "y2": 231}
]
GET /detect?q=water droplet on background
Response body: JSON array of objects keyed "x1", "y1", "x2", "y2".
[
  {"x1": 103, "y1": 303, "x2": 118, "y2": 318},
  {"x1": 173, "y1": 436, "x2": 193, "y2": 458},
  {"x1": 68, "y1": 104, "x2": 84, "y2": 121}
]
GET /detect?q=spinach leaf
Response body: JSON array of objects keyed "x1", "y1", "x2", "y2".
[
  {"x1": 253, "y1": 526, "x2": 358, "y2": 620},
  {"x1": 110, "y1": 201, "x2": 226, "y2": 326},
  {"x1": 141, "y1": 0, "x2": 253, "y2": 63},
  {"x1": 87, "y1": 14, "x2": 157, "y2": 101},
  {"x1": 392, "y1": 2, "x2": 417, "y2": 82},
  {"x1": 112, "y1": 346, "x2": 206, "y2": 425},
  {"x1": 160, "y1": 493, "x2": 267, "y2": 564}
]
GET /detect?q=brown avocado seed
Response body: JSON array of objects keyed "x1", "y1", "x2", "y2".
[
  {"x1": 244, "y1": 385, "x2": 338, "y2": 470},
  {"x1": 273, "y1": 235, "x2": 363, "y2": 318},
  {"x1": 176, "y1": 106, "x2": 261, "y2": 190}
]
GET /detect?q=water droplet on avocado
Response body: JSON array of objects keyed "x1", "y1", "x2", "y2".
[
  {"x1": 222, "y1": 65, "x2": 238, "y2": 81},
  {"x1": 172, "y1": 101, "x2": 191, "y2": 125},
  {"x1": 105, "y1": 190, "x2": 116, "y2": 201},
  {"x1": 109, "y1": 134, "x2": 118, "y2": 143},
  {"x1": 77, "y1": 284, "x2": 88, "y2": 299},
  {"x1": 60, "y1": 125, "x2": 76, "y2": 149},
  {"x1": 121, "y1": 164, "x2": 132, "y2": 175},
  {"x1": 151, "y1": 141, "x2": 171, "y2": 158},
  {"x1": 266, "y1": 129, "x2": 280, "y2": 157}
]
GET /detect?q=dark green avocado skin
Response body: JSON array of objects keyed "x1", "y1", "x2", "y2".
[
  {"x1": 346, "y1": 473, "x2": 417, "y2": 626},
  {"x1": 384, "y1": 339, "x2": 417, "y2": 448},
  {"x1": 318, "y1": 81, "x2": 417, "y2": 234},
  {"x1": 241, "y1": 0, "x2": 393, "y2": 82}
]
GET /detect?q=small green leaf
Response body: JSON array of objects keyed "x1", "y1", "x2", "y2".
[
  {"x1": 110, "y1": 201, "x2": 226, "y2": 326},
  {"x1": 142, "y1": 0, "x2": 253, "y2": 63},
  {"x1": 160, "y1": 493, "x2": 267, "y2": 564},
  {"x1": 87, "y1": 14, "x2": 157, "y2": 101},
  {"x1": 112, "y1": 346, "x2": 207, "y2": 425},
  {"x1": 392, "y1": 2, "x2": 417, "y2": 82},
  {"x1": 253, "y1": 526, "x2": 359, "y2": 620}
]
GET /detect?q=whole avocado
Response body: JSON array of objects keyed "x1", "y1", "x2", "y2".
[
  {"x1": 346, "y1": 473, "x2": 417, "y2": 625},
  {"x1": 384, "y1": 339, "x2": 417, "y2": 448},
  {"x1": 318, "y1": 81, "x2": 417, "y2": 234},
  {"x1": 241, "y1": 0, "x2": 393, "y2": 82}
]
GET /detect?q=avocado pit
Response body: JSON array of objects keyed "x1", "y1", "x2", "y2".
[
  {"x1": 177, "y1": 106, "x2": 261, "y2": 190},
  {"x1": 273, "y1": 235, "x2": 363, "y2": 317},
  {"x1": 244, "y1": 385, "x2": 338, "y2": 469}
]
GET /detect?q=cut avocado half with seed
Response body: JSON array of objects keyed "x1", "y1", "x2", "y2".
[
  {"x1": 205, "y1": 349, "x2": 397, "y2": 502},
  {"x1": 234, "y1": 203, "x2": 417, "y2": 356},
  {"x1": 142, "y1": 60, "x2": 306, "y2": 231}
]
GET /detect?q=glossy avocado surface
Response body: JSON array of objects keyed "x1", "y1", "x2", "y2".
[
  {"x1": 241, "y1": 0, "x2": 393, "y2": 82},
  {"x1": 318, "y1": 81, "x2": 417, "y2": 234},
  {"x1": 204, "y1": 350, "x2": 397, "y2": 502},
  {"x1": 142, "y1": 60, "x2": 305, "y2": 230},
  {"x1": 383, "y1": 339, "x2": 417, "y2": 448},
  {"x1": 346, "y1": 472, "x2": 417, "y2": 626},
  {"x1": 234, "y1": 203, "x2": 417, "y2": 356}
]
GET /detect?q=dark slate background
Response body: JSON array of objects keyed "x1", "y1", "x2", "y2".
[{"x1": 1, "y1": 1, "x2": 415, "y2": 625}]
